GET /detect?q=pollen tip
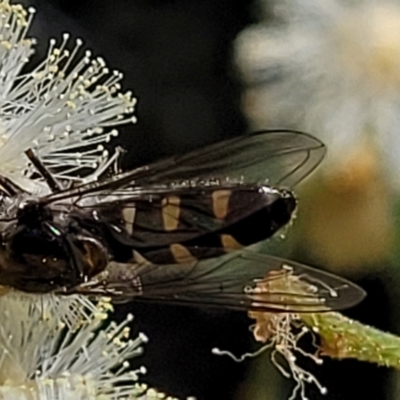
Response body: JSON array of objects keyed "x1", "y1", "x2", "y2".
[{"x1": 139, "y1": 332, "x2": 149, "y2": 343}]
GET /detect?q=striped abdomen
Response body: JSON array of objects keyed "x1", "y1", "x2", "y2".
[{"x1": 78, "y1": 185, "x2": 296, "y2": 265}]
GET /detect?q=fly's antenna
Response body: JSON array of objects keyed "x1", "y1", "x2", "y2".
[{"x1": 25, "y1": 148, "x2": 62, "y2": 192}]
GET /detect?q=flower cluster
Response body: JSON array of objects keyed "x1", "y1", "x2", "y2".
[
  {"x1": 0, "y1": 292, "x2": 152, "y2": 400},
  {"x1": 0, "y1": 0, "x2": 136, "y2": 194}
]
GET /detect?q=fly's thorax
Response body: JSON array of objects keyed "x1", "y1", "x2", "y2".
[
  {"x1": 0, "y1": 223, "x2": 74, "y2": 293},
  {"x1": 0, "y1": 202, "x2": 111, "y2": 293}
]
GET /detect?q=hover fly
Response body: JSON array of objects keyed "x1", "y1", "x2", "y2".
[{"x1": 0, "y1": 130, "x2": 365, "y2": 312}]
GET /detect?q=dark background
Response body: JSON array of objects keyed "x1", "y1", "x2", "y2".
[{"x1": 18, "y1": 1, "x2": 391, "y2": 400}]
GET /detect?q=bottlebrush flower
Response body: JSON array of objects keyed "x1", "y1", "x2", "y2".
[
  {"x1": 0, "y1": 291, "x2": 155, "y2": 400},
  {"x1": 0, "y1": 0, "x2": 136, "y2": 194}
]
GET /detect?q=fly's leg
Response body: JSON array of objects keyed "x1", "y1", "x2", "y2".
[{"x1": 25, "y1": 148, "x2": 62, "y2": 192}]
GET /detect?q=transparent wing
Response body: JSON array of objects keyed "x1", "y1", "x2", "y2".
[
  {"x1": 41, "y1": 130, "x2": 325, "y2": 204},
  {"x1": 72, "y1": 251, "x2": 365, "y2": 313},
  {"x1": 132, "y1": 130, "x2": 325, "y2": 188}
]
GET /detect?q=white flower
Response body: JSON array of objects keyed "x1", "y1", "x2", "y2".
[
  {"x1": 0, "y1": 291, "x2": 156, "y2": 400},
  {"x1": 235, "y1": 0, "x2": 400, "y2": 185},
  {"x1": 0, "y1": 0, "x2": 136, "y2": 194}
]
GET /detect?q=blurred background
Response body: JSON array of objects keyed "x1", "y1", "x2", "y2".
[{"x1": 18, "y1": 0, "x2": 400, "y2": 399}]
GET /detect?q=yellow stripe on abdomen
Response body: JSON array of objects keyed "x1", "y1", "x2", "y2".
[
  {"x1": 211, "y1": 190, "x2": 231, "y2": 219},
  {"x1": 162, "y1": 196, "x2": 181, "y2": 231},
  {"x1": 221, "y1": 234, "x2": 243, "y2": 251},
  {"x1": 122, "y1": 207, "x2": 136, "y2": 235},
  {"x1": 170, "y1": 243, "x2": 197, "y2": 263}
]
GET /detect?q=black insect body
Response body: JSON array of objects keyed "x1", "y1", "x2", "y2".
[
  {"x1": 71, "y1": 184, "x2": 297, "y2": 265},
  {"x1": 0, "y1": 130, "x2": 366, "y2": 312},
  {"x1": 0, "y1": 201, "x2": 109, "y2": 292}
]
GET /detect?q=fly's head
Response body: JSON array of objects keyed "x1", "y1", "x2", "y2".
[{"x1": 0, "y1": 200, "x2": 109, "y2": 293}]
